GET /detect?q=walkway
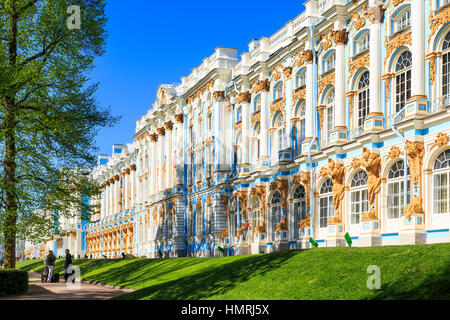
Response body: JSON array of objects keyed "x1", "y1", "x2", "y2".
[{"x1": 0, "y1": 271, "x2": 134, "y2": 300}]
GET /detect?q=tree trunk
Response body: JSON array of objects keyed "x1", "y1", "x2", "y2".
[{"x1": 3, "y1": 2, "x2": 18, "y2": 269}]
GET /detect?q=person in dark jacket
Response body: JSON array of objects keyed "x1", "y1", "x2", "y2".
[
  {"x1": 45, "y1": 250, "x2": 56, "y2": 283},
  {"x1": 64, "y1": 249, "x2": 73, "y2": 282}
]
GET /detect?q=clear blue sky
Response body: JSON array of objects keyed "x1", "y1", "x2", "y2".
[{"x1": 92, "y1": 0, "x2": 306, "y2": 157}]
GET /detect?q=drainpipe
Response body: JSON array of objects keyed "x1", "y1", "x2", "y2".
[
  {"x1": 391, "y1": 107, "x2": 408, "y2": 210},
  {"x1": 306, "y1": 18, "x2": 324, "y2": 246},
  {"x1": 177, "y1": 94, "x2": 189, "y2": 256},
  {"x1": 224, "y1": 80, "x2": 240, "y2": 256}
]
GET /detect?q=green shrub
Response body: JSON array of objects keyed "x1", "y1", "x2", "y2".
[{"x1": 0, "y1": 269, "x2": 29, "y2": 297}]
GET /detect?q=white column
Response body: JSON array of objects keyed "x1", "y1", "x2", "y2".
[
  {"x1": 334, "y1": 29, "x2": 347, "y2": 130},
  {"x1": 150, "y1": 134, "x2": 158, "y2": 194},
  {"x1": 124, "y1": 170, "x2": 129, "y2": 211},
  {"x1": 136, "y1": 149, "x2": 141, "y2": 206},
  {"x1": 174, "y1": 114, "x2": 184, "y2": 186},
  {"x1": 165, "y1": 121, "x2": 173, "y2": 189},
  {"x1": 240, "y1": 92, "x2": 251, "y2": 165},
  {"x1": 158, "y1": 128, "x2": 165, "y2": 192},
  {"x1": 369, "y1": 4, "x2": 382, "y2": 115},
  {"x1": 259, "y1": 81, "x2": 270, "y2": 159},
  {"x1": 109, "y1": 179, "x2": 114, "y2": 216},
  {"x1": 305, "y1": 53, "x2": 314, "y2": 140},
  {"x1": 130, "y1": 165, "x2": 136, "y2": 208},
  {"x1": 411, "y1": 0, "x2": 426, "y2": 98}
]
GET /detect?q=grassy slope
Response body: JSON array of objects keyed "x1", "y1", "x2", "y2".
[{"x1": 17, "y1": 243, "x2": 450, "y2": 300}]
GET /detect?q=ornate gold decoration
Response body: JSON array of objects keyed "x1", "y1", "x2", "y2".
[
  {"x1": 321, "y1": 30, "x2": 333, "y2": 51},
  {"x1": 213, "y1": 91, "x2": 225, "y2": 102},
  {"x1": 392, "y1": 0, "x2": 404, "y2": 6},
  {"x1": 363, "y1": 5, "x2": 384, "y2": 24},
  {"x1": 426, "y1": 52, "x2": 441, "y2": 87},
  {"x1": 319, "y1": 72, "x2": 335, "y2": 98},
  {"x1": 351, "y1": 11, "x2": 366, "y2": 31},
  {"x1": 382, "y1": 73, "x2": 395, "y2": 103},
  {"x1": 429, "y1": 6, "x2": 450, "y2": 44},
  {"x1": 206, "y1": 194, "x2": 212, "y2": 205},
  {"x1": 331, "y1": 29, "x2": 348, "y2": 46},
  {"x1": 431, "y1": 132, "x2": 450, "y2": 150},
  {"x1": 351, "y1": 148, "x2": 382, "y2": 220},
  {"x1": 302, "y1": 49, "x2": 314, "y2": 64},
  {"x1": 187, "y1": 79, "x2": 214, "y2": 105},
  {"x1": 292, "y1": 87, "x2": 306, "y2": 105},
  {"x1": 251, "y1": 111, "x2": 261, "y2": 127},
  {"x1": 404, "y1": 141, "x2": 425, "y2": 219},
  {"x1": 283, "y1": 66, "x2": 292, "y2": 80},
  {"x1": 174, "y1": 113, "x2": 184, "y2": 124},
  {"x1": 157, "y1": 127, "x2": 166, "y2": 136},
  {"x1": 346, "y1": 91, "x2": 357, "y2": 118},
  {"x1": 270, "y1": 97, "x2": 286, "y2": 118},
  {"x1": 349, "y1": 54, "x2": 369, "y2": 81},
  {"x1": 319, "y1": 159, "x2": 346, "y2": 223},
  {"x1": 164, "y1": 121, "x2": 173, "y2": 131},
  {"x1": 385, "y1": 30, "x2": 412, "y2": 66},
  {"x1": 272, "y1": 67, "x2": 281, "y2": 81},
  {"x1": 388, "y1": 145, "x2": 403, "y2": 160},
  {"x1": 317, "y1": 105, "x2": 325, "y2": 133},
  {"x1": 252, "y1": 79, "x2": 270, "y2": 93},
  {"x1": 236, "y1": 91, "x2": 251, "y2": 104},
  {"x1": 237, "y1": 190, "x2": 248, "y2": 218},
  {"x1": 251, "y1": 186, "x2": 266, "y2": 234}
]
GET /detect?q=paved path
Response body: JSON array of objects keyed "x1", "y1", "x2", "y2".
[{"x1": 0, "y1": 271, "x2": 134, "y2": 300}]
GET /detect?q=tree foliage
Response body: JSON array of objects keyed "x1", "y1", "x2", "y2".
[{"x1": 0, "y1": 0, "x2": 118, "y2": 268}]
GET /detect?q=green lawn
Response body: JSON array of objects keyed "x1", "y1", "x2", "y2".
[{"x1": 17, "y1": 243, "x2": 450, "y2": 300}]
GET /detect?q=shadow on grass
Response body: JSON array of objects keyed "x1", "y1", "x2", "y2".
[
  {"x1": 369, "y1": 259, "x2": 450, "y2": 300},
  {"x1": 111, "y1": 250, "x2": 299, "y2": 300}
]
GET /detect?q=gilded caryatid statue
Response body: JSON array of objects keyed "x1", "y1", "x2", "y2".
[
  {"x1": 320, "y1": 158, "x2": 346, "y2": 223},
  {"x1": 351, "y1": 148, "x2": 381, "y2": 220},
  {"x1": 404, "y1": 140, "x2": 425, "y2": 219}
]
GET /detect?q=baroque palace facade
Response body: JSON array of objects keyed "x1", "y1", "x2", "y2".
[{"x1": 84, "y1": 0, "x2": 450, "y2": 259}]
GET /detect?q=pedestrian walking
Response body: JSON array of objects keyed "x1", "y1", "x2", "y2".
[
  {"x1": 45, "y1": 250, "x2": 56, "y2": 283},
  {"x1": 64, "y1": 249, "x2": 73, "y2": 282}
]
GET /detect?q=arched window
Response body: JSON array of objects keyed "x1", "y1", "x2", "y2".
[
  {"x1": 196, "y1": 203, "x2": 203, "y2": 236},
  {"x1": 356, "y1": 31, "x2": 370, "y2": 54},
  {"x1": 434, "y1": 149, "x2": 450, "y2": 214},
  {"x1": 254, "y1": 94, "x2": 261, "y2": 112},
  {"x1": 295, "y1": 101, "x2": 306, "y2": 155},
  {"x1": 357, "y1": 71, "x2": 370, "y2": 128},
  {"x1": 296, "y1": 69, "x2": 306, "y2": 88},
  {"x1": 442, "y1": 31, "x2": 450, "y2": 106},
  {"x1": 252, "y1": 123, "x2": 261, "y2": 165},
  {"x1": 270, "y1": 191, "x2": 282, "y2": 241},
  {"x1": 205, "y1": 203, "x2": 212, "y2": 234},
  {"x1": 387, "y1": 160, "x2": 411, "y2": 219},
  {"x1": 395, "y1": 51, "x2": 412, "y2": 113},
  {"x1": 187, "y1": 207, "x2": 194, "y2": 237},
  {"x1": 319, "y1": 179, "x2": 333, "y2": 228},
  {"x1": 293, "y1": 185, "x2": 306, "y2": 239},
  {"x1": 167, "y1": 205, "x2": 173, "y2": 239},
  {"x1": 274, "y1": 82, "x2": 283, "y2": 101},
  {"x1": 394, "y1": 9, "x2": 411, "y2": 33},
  {"x1": 324, "y1": 52, "x2": 336, "y2": 73},
  {"x1": 350, "y1": 171, "x2": 369, "y2": 224},
  {"x1": 324, "y1": 88, "x2": 335, "y2": 146},
  {"x1": 274, "y1": 114, "x2": 286, "y2": 156}
]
